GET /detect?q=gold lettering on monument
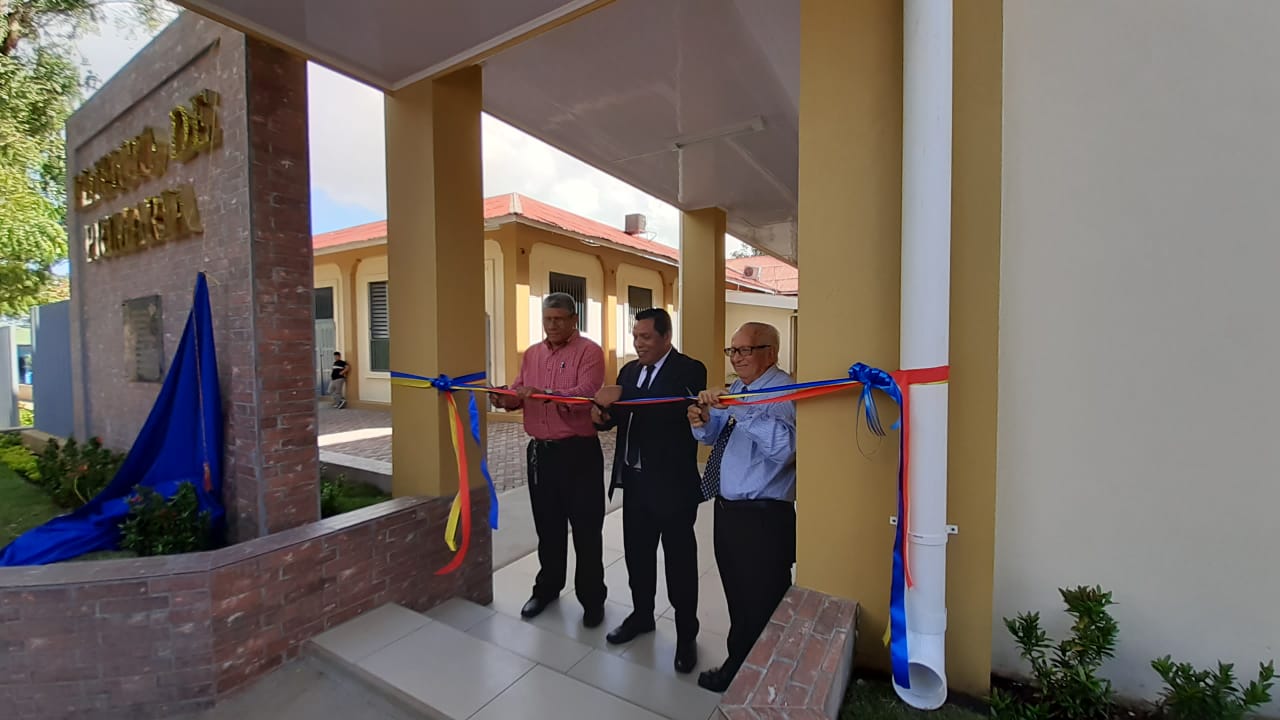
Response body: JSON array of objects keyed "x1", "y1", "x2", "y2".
[
  {"x1": 80, "y1": 90, "x2": 220, "y2": 262},
  {"x1": 84, "y1": 185, "x2": 203, "y2": 262},
  {"x1": 170, "y1": 89, "x2": 222, "y2": 162}
]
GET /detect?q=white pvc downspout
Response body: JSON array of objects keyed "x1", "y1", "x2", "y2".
[{"x1": 896, "y1": 0, "x2": 953, "y2": 711}]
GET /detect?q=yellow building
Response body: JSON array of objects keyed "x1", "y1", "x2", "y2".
[
  {"x1": 311, "y1": 193, "x2": 798, "y2": 407},
  {"x1": 134, "y1": 0, "x2": 1280, "y2": 710}
]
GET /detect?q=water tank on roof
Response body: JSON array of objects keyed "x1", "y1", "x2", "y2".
[{"x1": 624, "y1": 213, "x2": 647, "y2": 235}]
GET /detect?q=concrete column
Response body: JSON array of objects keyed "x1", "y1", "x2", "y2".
[
  {"x1": 0, "y1": 328, "x2": 17, "y2": 428},
  {"x1": 795, "y1": 0, "x2": 1002, "y2": 696},
  {"x1": 796, "y1": 0, "x2": 904, "y2": 676},
  {"x1": 678, "y1": 208, "x2": 726, "y2": 382},
  {"x1": 602, "y1": 256, "x2": 622, "y2": 381},
  {"x1": 385, "y1": 66, "x2": 486, "y2": 498}
]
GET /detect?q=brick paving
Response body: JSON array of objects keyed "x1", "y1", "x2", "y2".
[{"x1": 317, "y1": 403, "x2": 616, "y2": 493}]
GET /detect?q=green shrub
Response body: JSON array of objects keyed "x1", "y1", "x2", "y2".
[
  {"x1": 1152, "y1": 656, "x2": 1275, "y2": 720},
  {"x1": 320, "y1": 475, "x2": 389, "y2": 518},
  {"x1": 991, "y1": 586, "x2": 1119, "y2": 720},
  {"x1": 35, "y1": 437, "x2": 125, "y2": 509},
  {"x1": 0, "y1": 444, "x2": 40, "y2": 482},
  {"x1": 320, "y1": 477, "x2": 344, "y2": 517},
  {"x1": 119, "y1": 482, "x2": 213, "y2": 557},
  {"x1": 18, "y1": 407, "x2": 33, "y2": 427}
]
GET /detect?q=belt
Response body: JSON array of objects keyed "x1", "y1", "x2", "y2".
[
  {"x1": 715, "y1": 496, "x2": 792, "y2": 510},
  {"x1": 530, "y1": 435, "x2": 596, "y2": 449}
]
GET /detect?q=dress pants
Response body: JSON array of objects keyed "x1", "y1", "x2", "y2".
[
  {"x1": 621, "y1": 469, "x2": 700, "y2": 640},
  {"x1": 527, "y1": 436, "x2": 607, "y2": 609},
  {"x1": 713, "y1": 497, "x2": 796, "y2": 672}
]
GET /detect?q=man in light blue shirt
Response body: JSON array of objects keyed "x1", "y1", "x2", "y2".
[{"x1": 688, "y1": 322, "x2": 797, "y2": 692}]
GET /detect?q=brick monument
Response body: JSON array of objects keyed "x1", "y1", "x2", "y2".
[
  {"x1": 66, "y1": 13, "x2": 317, "y2": 540},
  {"x1": 0, "y1": 14, "x2": 492, "y2": 719}
]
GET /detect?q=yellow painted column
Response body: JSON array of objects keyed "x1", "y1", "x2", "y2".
[
  {"x1": 796, "y1": 0, "x2": 904, "y2": 675},
  {"x1": 944, "y1": 0, "x2": 1003, "y2": 695},
  {"x1": 608, "y1": 257, "x2": 627, "y2": 381},
  {"x1": 385, "y1": 66, "x2": 486, "y2": 497},
  {"x1": 678, "y1": 208, "x2": 726, "y2": 383},
  {"x1": 795, "y1": 0, "x2": 1002, "y2": 697}
]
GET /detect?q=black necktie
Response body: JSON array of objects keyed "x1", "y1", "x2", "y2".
[
  {"x1": 626, "y1": 365, "x2": 654, "y2": 467},
  {"x1": 700, "y1": 385, "x2": 744, "y2": 502}
]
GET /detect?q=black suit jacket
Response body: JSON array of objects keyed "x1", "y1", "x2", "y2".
[{"x1": 597, "y1": 349, "x2": 707, "y2": 511}]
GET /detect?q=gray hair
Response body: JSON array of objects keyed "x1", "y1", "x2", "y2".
[
  {"x1": 738, "y1": 321, "x2": 781, "y2": 349},
  {"x1": 543, "y1": 292, "x2": 578, "y2": 314}
]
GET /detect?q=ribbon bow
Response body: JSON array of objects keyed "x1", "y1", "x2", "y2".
[
  {"x1": 848, "y1": 362, "x2": 904, "y2": 437},
  {"x1": 389, "y1": 370, "x2": 498, "y2": 576}
]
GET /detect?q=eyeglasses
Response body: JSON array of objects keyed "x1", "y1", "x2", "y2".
[{"x1": 723, "y1": 345, "x2": 772, "y2": 358}]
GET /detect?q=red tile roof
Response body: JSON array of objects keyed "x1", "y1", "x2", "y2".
[
  {"x1": 488, "y1": 193, "x2": 678, "y2": 262},
  {"x1": 726, "y1": 255, "x2": 799, "y2": 295},
  {"x1": 313, "y1": 219, "x2": 387, "y2": 251},
  {"x1": 312, "y1": 193, "x2": 796, "y2": 294}
]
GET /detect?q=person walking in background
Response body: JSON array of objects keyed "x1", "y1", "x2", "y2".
[
  {"x1": 491, "y1": 292, "x2": 608, "y2": 628},
  {"x1": 592, "y1": 308, "x2": 707, "y2": 674},
  {"x1": 330, "y1": 351, "x2": 350, "y2": 409}
]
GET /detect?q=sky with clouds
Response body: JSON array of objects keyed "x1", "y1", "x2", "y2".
[{"x1": 75, "y1": 6, "x2": 748, "y2": 255}]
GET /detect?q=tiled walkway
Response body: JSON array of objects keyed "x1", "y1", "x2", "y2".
[
  {"x1": 192, "y1": 501, "x2": 736, "y2": 720},
  {"x1": 317, "y1": 404, "x2": 615, "y2": 493},
  {"x1": 310, "y1": 501, "x2": 731, "y2": 720}
]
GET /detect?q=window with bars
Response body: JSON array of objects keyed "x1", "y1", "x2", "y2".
[
  {"x1": 369, "y1": 280, "x2": 390, "y2": 372},
  {"x1": 627, "y1": 285, "x2": 653, "y2": 328},
  {"x1": 548, "y1": 272, "x2": 588, "y2": 332}
]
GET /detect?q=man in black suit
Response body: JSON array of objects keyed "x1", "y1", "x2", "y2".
[{"x1": 592, "y1": 308, "x2": 707, "y2": 674}]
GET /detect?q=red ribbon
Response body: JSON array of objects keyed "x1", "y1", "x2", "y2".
[{"x1": 890, "y1": 365, "x2": 950, "y2": 587}]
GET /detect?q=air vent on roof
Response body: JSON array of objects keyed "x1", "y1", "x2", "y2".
[
  {"x1": 624, "y1": 214, "x2": 647, "y2": 235},
  {"x1": 742, "y1": 266, "x2": 761, "y2": 278}
]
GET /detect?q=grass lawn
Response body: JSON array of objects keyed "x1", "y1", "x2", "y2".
[
  {"x1": 842, "y1": 676, "x2": 987, "y2": 720},
  {"x1": 321, "y1": 476, "x2": 392, "y2": 517},
  {"x1": 0, "y1": 462, "x2": 64, "y2": 548}
]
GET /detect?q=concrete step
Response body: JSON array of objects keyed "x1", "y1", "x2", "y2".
[
  {"x1": 306, "y1": 601, "x2": 722, "y2": 720},
  {"x1": 428, "y1": 598, "x2": 722, "y2": 720}
]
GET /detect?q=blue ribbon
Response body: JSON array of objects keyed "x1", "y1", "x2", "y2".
[
  {"x1": 390, "y1": 370, "x2": 498, "y2": 530},
  {"x1": 848, "y1": 363, "x2": 911, "y2": 689},
  {"x1": 467, "y1": 391, "x2": 499, "y2": 530}
]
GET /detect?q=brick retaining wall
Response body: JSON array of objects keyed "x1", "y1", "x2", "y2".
[
  {"x1": 718, "y1": 585, "x2": 859, "y2": 720},
  {"x1": 0, "y1": 494, "x2": 491, "y2": 719}
]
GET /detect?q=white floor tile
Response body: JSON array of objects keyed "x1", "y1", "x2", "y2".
[
  {"x1": 526, "y1": 599, "x2": 633, "y2": 655},
  {"x1": 568, "y1": 649, "x2": 722, "y2": 720},
  {"x1": 357, "y1": 622, "x2": 534, "y2": 719},
  {"x1": 467, "y1": 612, "x2": 594, "y2": 673},
  {"x1": 618, "y1": 616, "x2": 729, "y2": 687},
  {"x1": 310, "y1": 604, "x2": 431, "y2": 663},
  {"x1": 470, "y1": 665, "x2": 664, "y2": 720},
  {"x1": 427, "y1": 597, "x2": 495, "y2": 632}
]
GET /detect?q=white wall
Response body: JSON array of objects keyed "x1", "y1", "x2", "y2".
[
  {"x1": 485, "y1": 239, "x2": 507, "y2": 386},
  {"x1": 998, "y1": 1, "x2": 1280, "y2": 709},
  {"x1": 528, "y1": 242, "x2": 605, "y2": 346},
  {"x1": 314, "y1": 261, "x2": 346, "y2": 354},
  {"x1": 615, "y1": 262, "x2": 665, "y2": 365},
  {"x1": 725, "y1": 292, "x2": 797, "y2": 385},
  {"x1": 355, "y1": 255, "x2": 390, "y2": 404}
]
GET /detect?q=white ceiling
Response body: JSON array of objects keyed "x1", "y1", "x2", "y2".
[{"x1": 172, "y1": 0, "x2": 801, "y2": 261}]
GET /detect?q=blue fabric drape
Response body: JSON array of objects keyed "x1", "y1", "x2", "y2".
[{"x1": 0, "y1": 273, "x2": 224, "y2": 566}]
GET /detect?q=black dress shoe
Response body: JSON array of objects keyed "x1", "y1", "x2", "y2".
[
  {"x1": 605, "y1": 614, "x2": 656, "y2": 645},
  {"x1": 520, "y1": 595, "x2": 555, "y2": 619},
  {"x1": 674, "y1": 641, "x2": 697, "y2": 674},
  {"x1": 582, "y1": 605, "x2": 605, "y2": 628},
  {"x1": 697, "y1": 665, "x2": 735, "y2": 693}
]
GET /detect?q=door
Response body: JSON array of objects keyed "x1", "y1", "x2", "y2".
[{"x1": 314, "y1": 286, "x2": 336, "y2": 396}]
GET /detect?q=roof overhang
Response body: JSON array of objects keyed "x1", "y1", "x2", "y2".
[{"x1": 171, "y1": 0, "x2": 800, "y2": 262}]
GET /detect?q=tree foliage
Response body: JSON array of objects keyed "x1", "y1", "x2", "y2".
[{"x1": 0, "y1": 0, "x2": 169, "y2": 317}]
